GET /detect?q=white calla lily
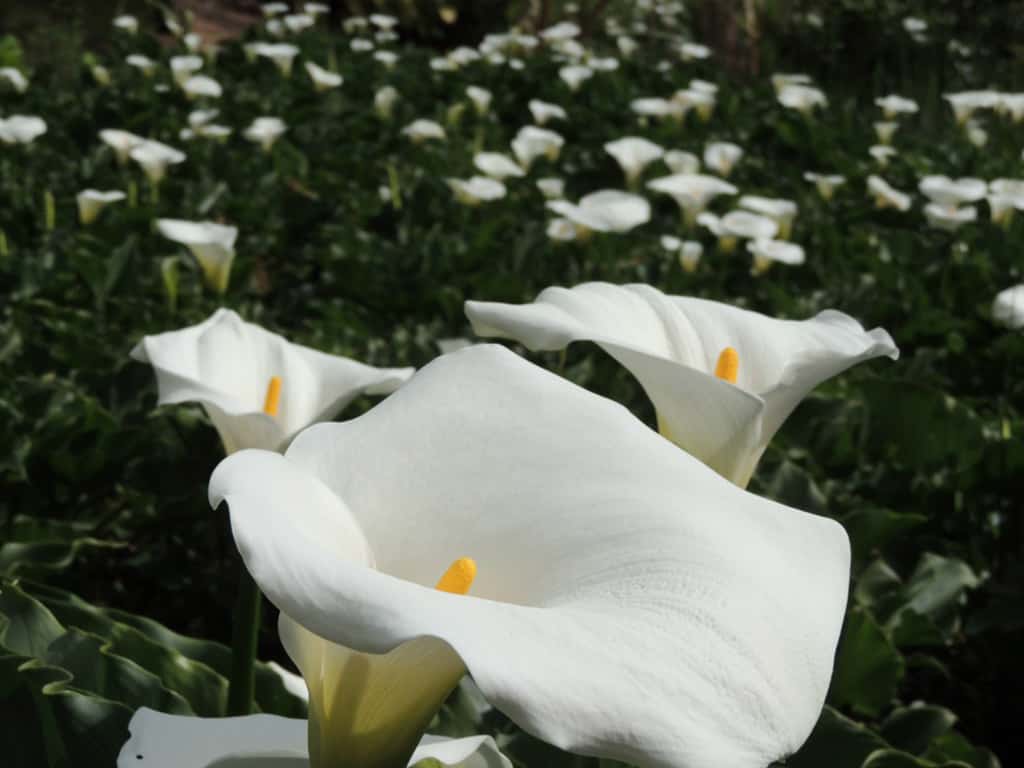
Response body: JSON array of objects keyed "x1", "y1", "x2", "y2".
[
  {"x1": 132, "y1": 308, "x2": 413, "y2": 454},
  {"x1": 867, "y1": 175, "x2": 912, "y2": 211},
  {"x1": 447, "y1": 176, "x2": 507, "y2": 205},
  {"x1": 244, "y1": 117, "x2": 288, "y2": 151},
  {"x1": 646, "y1": 173, "x2": 737, "y2": 225},
  {"x1": 739, "y1": 195, "x2": 798, "y2": 239},
  {"x1": 630, "y1": 97, "x2": 685, "y2": 121},
  {"x1": 155, "y1": 219, "x2": 238, "y2": 293},
  {"x1": 473, "y1": 152, "x2": 525, "y2": 180},
  {"x1": 130, "y1": 140, "x2": 186, "y2": 184},
  {"x1": 924, "y1": 203, "x2": 977, "y2": 231},
  {"x1": 100, "y1": 129, "x2": 146, "y2": 164},
  {"x1": 76, "y1": 189, "x2": 126, "y2": 225},
  {"x1": 604, "y1": 136, "x2": 664, "y2": 187},
  {"x1": 748, "y1": 239, "x2": 806, "y2": 274},
  {"x1": 402, "y1": 119, "x2": 446, "y2": 143},
  {"x1": 170, "y1": 55, "x2": 204, "y2": 86},
  {"x1": 876, "y1": 94, "x2": 919, "y2": 119},
  {"x1": 0, "y1": 115, "x2": 47, "y2": 145},
  {"x1": 777, "y1": 83, "x2": 827, "y2": 115},
  {"x1": 663, "y1": 149, "x2": 700, "y2": 174},
  {"x1": 993, "y1": 285, "x2": 1024, "y2": 330},
  {"x1": 182, "y1": 74, "x2": 223, "y2": 99},
  {"x1": 117, "y1": 707, "x2": 510, "y2": 768},
  {"x1": 510, "y1": 125, "x2": 564, "y2": 169},
  {"x1": 466, "y1": 85, "x2": 492, "y2": 115},
  {"x1": 113, "y1": 14, "x2": 139, "y2": 34},
  {"x1": 558, "y1": 64, "x2": 593, "y2": 92},
  {"x1": 536, "y1": 177, "x2": 565, "y2": 199},
  {"x1": 305, "y1": 61, "x2": 343, "y2": 91},
  {"x1": 466, "y1": 284, "x2": 897, "y2": 486},
  {"x1": 251, "y1": 42, "x2": 301, "y2": 76},
  {"x1": 703, "y1": 141, "x2": 743, "y2": 177},
  {"x1": 547, "y1": 190, "x2": 650, "y2": 235},
  {"x1": 126, "y1": 54, "x2": 157, "y2": 75},
  {"x1": 804, "y1": 172, "x2": 846, "y2": 200},
  {"x1": 918, "y1": 175, "x2": 987, "y2": 208},
  {"x1": 0, "y1": 67, "x2": 28, "y2": 93},
  {"x1": 209, "y1": 344, "x2": 851, "y2": 768},
  {"x1": 527, "y1": 99, "x2": 567, "y2": 125}
]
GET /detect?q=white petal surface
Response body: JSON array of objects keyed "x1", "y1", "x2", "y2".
[
  {"x1": 466, "y1": 283, "x2": 896, "y2": 484},
  {"x1": 117, "y1": 707, "x2": 510, "y2": 767},
  {"x1": 210, "y1": 344, "x2": 852, "y2": 768}
]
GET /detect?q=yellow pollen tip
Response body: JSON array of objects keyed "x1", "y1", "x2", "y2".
[
  {"x1": 714, "y1": 347, "x2": 739, "y2": 384},
  {"x1": 263, "y1": 376, "x2": 282, "y2": 416},
  {"x1": 435, "y1": 557, "x2": 477, "y2": 595}
]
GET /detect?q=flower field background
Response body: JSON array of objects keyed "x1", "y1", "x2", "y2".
[{"x1": 0, "y1": 1, "x2": 1021, "y2": 766}]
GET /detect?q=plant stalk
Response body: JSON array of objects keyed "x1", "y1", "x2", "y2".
[{"x1": 227, "y1": 563, "x2": 262, "y2": 715}]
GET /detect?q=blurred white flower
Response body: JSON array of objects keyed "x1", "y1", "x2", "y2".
[
  {"x1": 943, "y1": 91, "x2": 999, "y2": 124},
  {"x1": 466, "y1": 85, "x2": 492, "y2": 115},
  {"x1": 250, "y1": 42, "x2": 300, "y2": 76},
  {"x1": 559, "y1": 65, "x2": 594, "y2": 92},
  {"x1": 988, "y1": 179, "x2": 1024, "y2": 225},
  {"x1": 100, "y1": 129, "x2": 145, "y2": 164},
  {"x1": 647, "y1": 173, "x2": 737, "y2": 224},
  {"x1": 869, "y1": 144, "x2": 897, "y2": 167},
  {"x1": 924, "y1": 204, "x2": 977, "y2": 231},
  {"x1": 771, "y1": 73, "x2": 812, "y2": 94},
  {"x1": 374, "y1": 50, "x2": 399, "y2": 69},
  {"x1": 374, "y1": 85, "x2": 399, "y2": 119},
  {"x1": 0, "y1": 67, "x2": 28, "y2": 93},
  {"x1": 244, "y1": 117, "x2": 288, "y2": 152},
  {"x1": 402, "y1": 118, "x2": 446, "y2": 143},
  {"x1": 739, "y1": 195, "x2": 798, "y2": 239},
  {"x1": 528, "y1": 99, "x2": 567, "y2": 125},
  {"x1": 777, "y1": 84, "x2": 827, "y2": 115},
  {"x1": 804, "y1": 172, "x2": 846, "y2": 201},
  {"x1": 748, "y1": 239, "x2": 805, "y2": 274},
  {"x1": 674, "y1": 88, "x2": 716, "y2": 121},
  {"x1": 156, "y1": 219, "x2": 238, "y2": 294},
  {"x1": 663, "y1": 150, "x2": 700, "y2": 174},
  {"x1": 170, "y1": 55, "x2": 204, "y2": 86},
  {"x1": 76, "y1": 189, "x2": 126, "y2": 225},
  {"x1": 867, "y1": 175, "x2": 912, "y2": 211},
  {"x1": 903, "y1": 16, "x2": 928, "y2": 42},
  {"x1": 283, "y1": 13, "x2": 315, "y2": 33},
  {"x1": 704, "y1": 142, "x2": 743, "y2": 177},
  {"x1": 113, "y1": 15, "x2": 139, "y2": 34},
  {"x1": 305, "y1": 61, "x2": 343, "y2": 91},
  {"x1": 131, "y1": 140, "x2": 186, "y2": 184},
  {"x1": 536, "y1": 177, "x2": 565, "y2": 199},
  {"x1": 679, "y1": 42, "x2": 711, "y2": 61},
  {"x1": 547, "y1": 217, "x2": 578, "y2": 241},
  {"x1": 305, "y1": 3, "x2": 330, "y2": 17},
  {"x1": 511, "y1": 126, "x2": 564, "y2": 169},
  {"x1": 993, "y1": 285, "x2": 1024, "y2": 329},
  {"x1": 182, "y1": 75, "x2": 223, "y2": 99},
  {"x1": 351, "y1": 38, "x2": 375, "y2": 52},
  {"x1": 540, "y1": 21, "x2": 581, "y2": 41},
  {"x1": 369, "y1": 13, "x2": 399, "y2": 30},
  {"x1": 261, "y1": 2, "x2": 289, "y2": 17},
  {"x1": 919, "y1": 176, "x2": 987, "y2": 209},
  {"x1": 447, "y1": 176, "x2": 508, "y2": 205},
  {"x1": 0, "y1": 115, "x2": 47, "y2": 145},
  {"x1": 547, "y1": 190, "x2": 650, "y2": 235},
  {"x1": 474, "y1": 152, "x2": 525, "y2": 180},
  {"x1": 874, "y1": 121, "x2": 899, "y2": 145},
  {"x1": 876, "y1": 94, "x2": 919, "y2": 119},
  {"x1": 184, "y1": 33, "x2": 203, "y2": 53},
  {"x1": 604, "y1": 137, "x2": 664, "y2": 187},
  {"x1": 965, "y1": 119, "x2": 988, "y2": 147},
  {"x1": 630, "y1": 98, "x2": 684, "y2": 121},
  {"x1": 126, "y1": 54, "x2": 157, "y2": 76},
  {"x1": 617, "y1": 36, "x2": 638, "y2": 57}
]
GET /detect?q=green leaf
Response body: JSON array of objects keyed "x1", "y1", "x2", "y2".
[
  {"x1": 785, "y1": 706, "x2": 887, "y2": 768},
  {"x1": 881, "y1": 705, "x2": 958, "y2": 755},
  {"x1": 830, "y1": 607, "x2": 905, "y2": 717}
]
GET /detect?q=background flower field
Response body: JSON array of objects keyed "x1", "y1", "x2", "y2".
[{"x1": 0, "y1": 1, "x2": 1020, "y2": 766}]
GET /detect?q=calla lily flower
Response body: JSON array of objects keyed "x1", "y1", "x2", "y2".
[
  {"x1": 262, "y1": 2, "x2": 289, "y2": 17},
  {"x1": 664, "y1": 149, "x2": 700, "y2": 174},
  {"x1": 117, "y1": 707, "x2": 511, "y2": 768},
  {"x1": 867, "y1": 175, "x2": 912, "y2": 211},
  {"x1": 646, "y1": 173, "x2": 737, "y2": 225},
  {"x1": 126, "y1": 54, "x2": 157, "y2": 75},
  {"x1": 717, "y1": 210, "x2": 779, "y2": 248},
  {"x1": 284, "y1": 12, "x2": 316, "y2": 33},
  {"x1": 466, "y1": 284, "x2": 897, "y2": 486},
  {"x1": 244, "y1": 117, "x2": 288, "y2": 152},
  {"x1": 369, "y1": 13, "x2": 398, "y2": 30},
  {"x1": 132, "y1": 308, "x2": 413, "y2": 454},
  {"x1": 558, "y1": 64, "x2": 594, "y2": 92},
  {"x1": 100, "y1": 129, "x2": 145, "y2": 164},
  {"x1": 919, "y1": 175, "x2": 987, "y2": 208},
  {"x1": 474, "y1": 152, "x2": 525, "y2": 180},
  {"x1": 771, "y1": 73, "x2": 812, "y2": 93},
  {"x1": 0, "y1": 115, "x2": 47, "y2": 145},
  {"x1": 305, "y1": 3, "x2": 330, "y2": 17},
  {"x1": 993, "y1": 285, "x2": 1024, "y2": 329},
  {"x1": 869, "y1": 144, "x2": 897, "y2": 167},
  {"x1": 703, "y1": 141, "x2": 743, "y2": 177},
  {"x1": 374, "y1": 86, "x2": 399, "y2": 119},
  {"x1": 251, "y1": 42, "x2": 300, "y2": 76},
  {"x1": 679, "y1": 41, "x2": 711, "y2": 60},
  {"x1": 155, "y1": 219, "x2": 238, "y2": 293},
  {"x1": 630, "y1": 97, "x2": 685, "y2": 121},
  {"x1": 209, "y1": 344, "x2": 851, "y2": 768},
  {"x1": 738, "y1": 195, "x2": 798, "y2": 239},
  {"x1": 0, "y1": 67, "x2": 28, "y2": 93},
  {"x1": 804, "y1": 172, "x2": 845, "y2": 200},
  {"x1": 547, "y1": 190, "x2": 650, "y2": 235},
  {"x1": 674, "y1": 88, "x2": 716, "y2": 121},
  {"x1": 748, "y1": 239, "x2": 806, "y2": 274},
  {"x1": 305, "y1": 61, "x2": 343, "y2": 91},
  {"x1": 536, "y1": 177, "x2": 565, "y2": 199},
  {"x1": 874, "y1": 121, "x2": 899, "y2": 145},
  {"x1": 943, "y1": 91, "x2": 999, "y2": 124},
  {"x1": 447, "y1": 176, "x2": 507, "y2": 205},
  {"x1": 539, "y1": 20, "x2": 580, "y2": 41},
  {"x1": 466, "y1": 86, "x2": 492, "y2": 115},
  {"x1": 113, "y1": 14, "x2": 139, "y2": 34},
  {"x1": 130, "y1": 140, "x2": 186, "y2": 184},
  {"x1": 546, "y1": 217, "x2": 577, "y2": 241},
  {"x1": 662, "y1": 237, "x2": 703, "y2": 272},
  {"x1": 988, "y1": 179, "x2": 1024, "y2": 225},
  {"x1": 777, "y1": 84, "x2": 827, "y2": 115},
  {"x1": 876, "y1": 94, "x2": 919, "y2": 119},
  {"x1": 402, "y1": 118, "x2": 446, "y2": 143},
  {"x1": 374, "y1": 50, "x2": 399, "y2": 69},
  {"x1": 182, "y1": 74, "x2": 223, "y2": 99},
  {"x1": 170, "y1": 55, "x2": 204, "y2": 86},
  {"x1": 604, "y1": 137, "x2": 664, "y2": 187},
  {"x1": 76, "y1": 189, "x2": 126, "y2": 225},
  {"x1": 527, "y1": 99, "x2": 567, "y2": 125},
  {"x1": 924, "y1": 203, "x2": 977, "y2": 232},
  {"x1": 510, "y1": 125, "x2": 564, "y2": 169}
]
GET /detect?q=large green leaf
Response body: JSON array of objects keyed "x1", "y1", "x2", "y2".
[{"x1": 830, "y1": 607, "x2": 905, "y2": 717}]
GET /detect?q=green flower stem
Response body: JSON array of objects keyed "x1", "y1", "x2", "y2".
[{"x1": 227, "y1": 562, "x2": 262, "y2": 715}]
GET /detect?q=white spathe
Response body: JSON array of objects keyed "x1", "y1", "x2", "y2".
[
  {"x1": 305, "y1": 61, "x2": 343, "y2": 91},
  {"x1": 182, "y1": 74, "x2": 223, "y2": 99},
  {"x1": 402, "y1": 119, "x2": 446, "y2": 143},
  {"x1": 646, "y1": 173, "x2": 737, "y2": 223},
  {"x1": 466, "y1": 284, "x2": 897, "y2": 486},
  {"x1": 447, "y1": 176, "x2": 507, "y2": 205},
  {"x1": 156, "y1": 219, "x2": 238, "y2": 294},
  {"x1": 547, "y1": 190, "x2": 650, "y2": 234},
  {"x1": 474, "y1": 152, "x2": 525, "y2": 180},
  {"x1": 100, "y1": 129, "x2": 146, "y2": 164},
  {"x1": 510, "y1": 126, "x2": 564, "y2": 169},
  {"x1": 748, "y1": 239, "x2": 806, "y2": 274},
  {"x1": 804, "y1": 172, "x2": 846, "y2": 200},
  {"x1": 704, "y1": 141, "x2": 743, "y2": 176},
  {"x1": 918, "y1": 176, "x2": 987, "y2": 208},
  {"x1": 528, "y1": 99, "x2": 567, "y2": 125},
  {"x1": 0, "y1": 115, "x2": 47, "y2": 145},
  {"x1": 116, "y1": 707, "x2": 510, "y2": 768},
  {"x1": 604, "y1": 137, "x2": 664, "y2": 186},
  {"x1": 130, "y1": 140, "x2": 186, "y2": 184},
  {"x1": 132, "y1": 308, "x2": 413, "y2": 455},
  {"x1": 209, "y1": 344, "x2": 852, "y2": 768},
  {"x1": 0, "y1": 67, "x2": 28, "y2": 93},
  {"x1": 244, "y1": 117, "x2": 288, "y2": 152},
  {"x1": 77, "y1": 189, "x2": 126, "y2": 225},
  {"x1": 993, "y1": 285, "x2": 1024, "y2": 330}
]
